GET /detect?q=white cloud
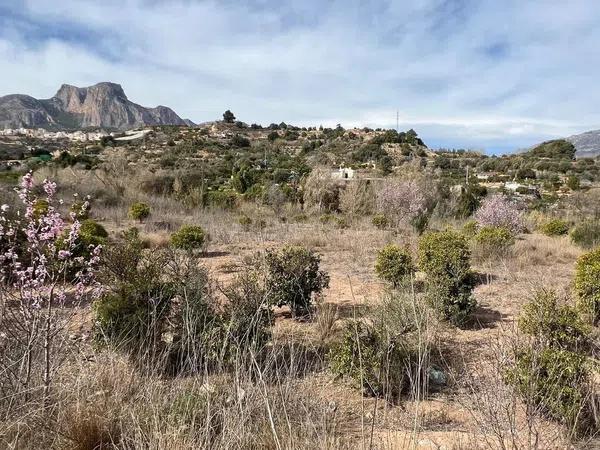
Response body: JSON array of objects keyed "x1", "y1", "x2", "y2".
[{"x1": 0, "y1": 0, "x2": 599, "y2": 152}]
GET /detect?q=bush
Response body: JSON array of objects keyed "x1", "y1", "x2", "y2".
[
  {"x1": 519, "y1": 289, "x2": 589, "y2": 351},
  {"x1": 70, "y1": 200, "x2": 91, "y2": 220},
  {"x1": 329, "y1": 321, "x2": 418, "y2": 400},
  {"x1": 570, "y1": 220, "x2": 600, "y2": 249},
  {"x1": 418, "y1": 230, "x2": 476, "y2": 326},
  {"x1": 574, "y1": 248, "x2": 600, "y2": 323},
  {"x1": 264, "y1": 246, "x2": 329, "y2": 317},
  {"x1": 374, "y1": 244, "x2": 414, "y2": 287},
  {"x1": 505, "y1": 348, "x2": 593, "y2": 436},
  {"x1": 128, "y1": 202, "x2": 151, "y2": 223},
  {"x1": 238, "y1": 215, "x2": 252, "y2": 231},
  {"x1": 372, "y1": 214, "x2": 389, "y2": 230},
  {"x1": 171, "y1": 225, "x2": 206, "y2": 251},
  {"x1": 462, "y1": 220, "x2": 478, "y2": 238},
  {"x1": 539, "y1": 219, "x2": 569, "y2": 236},
  {"x1": 473, "y1": 226, "x2": 515, "y2": 260}
]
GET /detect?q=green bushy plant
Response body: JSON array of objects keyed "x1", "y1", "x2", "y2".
[
  {"x1": 518, "y1": 289, "x2": 589, "y2": 351},
  {"x1": 372, "y1": 214, "x2": 389, "y2": 230},
  {"x1": 574, "y1": 248, "x2": 600, "y2": 323},
  {"x1": 329, "y1": 321, "x2": 416, "y2": 399},
  {"x1": 462, "y1": 220, "x2": 478, "y2": 238},
  {"x1": 505, "y1": 348, "x2": 593, "y2": 436},
  {"x1": 374, "y1": 244, "x2": 414, "y2": 287},
  {"x1": 418, "y1": 230, "x2": 476, "y2": 326},
  {"x1": 128, "y1": 202, "x2": 151, "y2": 223},
  {"x1": 506, "y1": 289, "x2": 596, "y2": 437},
  {"x1": 473, "y1": 226, "x2": 515, "y2": 260},
  {"x1": 540, "y1": 219, "x2": 569, "y2": 236},
  {"x1": 171, "y1": 225, "x2": 206, "y2": 251},
  {"x1": 70, "y1": 200, "x2": 91, "y2": 220},
  {"x1": 264, "y1": 245, "x2": 329, "y2": 317},
  {"x1": 238, "y1": 215, "x2": 252, "y2": 231},
  {"x1": 570, "y1": 220, "x2": 600, "y2": 249}
]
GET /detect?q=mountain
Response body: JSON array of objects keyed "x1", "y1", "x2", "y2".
[
  {"x1": 565, "y1": 130, "x2": 600, "y2": 158},
  {"x1": 0, "y1": 82, "x2": 194, "y2": 130}
]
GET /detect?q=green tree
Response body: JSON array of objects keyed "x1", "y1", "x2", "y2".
[{"x1": 223, "y1": 110, "x2": 236, "y2": 123}]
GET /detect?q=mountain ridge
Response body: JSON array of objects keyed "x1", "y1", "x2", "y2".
[{"x1": 0, "y1": 82, "x2": 194, "y2": 130}]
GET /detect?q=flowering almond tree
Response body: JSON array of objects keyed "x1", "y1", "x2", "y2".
[
  {"x1": 474, "y1": 194, "x2": 525, "y2": 234},
  {"x1": 0, "y1": 173, "x2": 102, "y2": 405},
  {"x1": 376, "y1": 178, "x2": 429, "y2": 226}
]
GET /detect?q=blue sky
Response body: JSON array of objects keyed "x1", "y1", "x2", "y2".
[{"x1": 1, "y1": 0, "x2": 600, "y2": 154}]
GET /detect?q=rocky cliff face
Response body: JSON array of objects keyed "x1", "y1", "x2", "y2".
[
  {"x1": 0, "y1": 82, "x2": 193, "y2": 130},
  {"x1": 566, "y1": 130, "x2": 600, "y2": 158}
]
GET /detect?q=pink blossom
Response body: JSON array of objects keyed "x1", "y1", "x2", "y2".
[{"x1": 474, "y1": 194, "x2": 525, "y2": 234}]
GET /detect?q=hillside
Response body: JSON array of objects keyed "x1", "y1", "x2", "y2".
[
  {"x1": 567, "y1": 129, "x2": 600, "y2": 158},
  {"x1": 0, "y1": 82, "x2": 193, "y2": 130}
]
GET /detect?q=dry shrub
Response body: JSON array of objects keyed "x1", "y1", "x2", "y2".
[{"x1": 339, "y1": 180, "x2": 375, "y2": 216}]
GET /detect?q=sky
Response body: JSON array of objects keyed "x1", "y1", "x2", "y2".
[{"x1": 1, "y1": 0, "x2": 600, "y2": 154}]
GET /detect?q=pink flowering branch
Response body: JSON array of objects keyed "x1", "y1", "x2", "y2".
[{"x1": 0, "y1": 172, "x2": 102, "y2": 403}]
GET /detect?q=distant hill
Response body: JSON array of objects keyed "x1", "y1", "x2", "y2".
[
  {"x1": 0, "y1": 82, "x2": 194, "y2": 130},
  {"x1": 565, "y1": 130, "x2": 600, "y2": 158}
]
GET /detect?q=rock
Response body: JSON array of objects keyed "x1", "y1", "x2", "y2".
[{"x1": 0, "y1": 82, "x2": 194, "y2": 130}]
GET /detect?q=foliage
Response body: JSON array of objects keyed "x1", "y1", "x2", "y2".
[
  {"x1": 374, "y1": 244, "x2": 414, "y2": 287},
  {"x1": 171, "y1": 225, "x2": 206, "y2": 251},
  {"x1": 519, "y1": 289, "x2": 589, "y2": 351},
  {"x1": 454, "y1": 183, "x2": 487, "y2": 219},
  {"x1": 376, "y1": 178, "x2": 431, "y2": 229},
  {"x1": 0, "y1": 173, "x2": 102, "y2": 404},
  {"x1": 222, "y1": 110, "x2": 236, "y2": 123},
  {"x1": 264, "y1": 246, "x2": 329, "y2": 317},
  {"x1": 303, "y1": 167, "x2": 341, "y2": 212},
  {"x1": 339, "y1": 181, "x2": 375, "y2": 216},
  {"x1": 329, "y1": 320, "x2": 419, "y2": 400},
  {"x1": 372, "y1": 214, "x2": 389, "y2": 229},
  {"x1": 529, "y1": 139, "x2": 576, "y2": 160},
  {"x1": 574, "y1": 248, "x2": 600, "y2": 323},
  {"x1": 505, "y1": 348, "x2": 593, "y2": 436},
  {"x1": 462, "y1": 220, "x2": 478, "y2": 238},
  {"x1": 418, "y1": 230, "x2": 476, "y2": 326},
  {"x1": 473, "y1": 226, "x2": 515, "y2": 260},
  {"x1": 128, "y1": 202, "x2": 151, "y2": 223},
  {"x1": 570, "y1": 220, "x2": 600, "y2": 249},
  {"x1": 539, "y1": 219, "x2": 569, "y2": 236},
  {"x1": 474, "y1": 194, "x2": 524, "y2": 234}
]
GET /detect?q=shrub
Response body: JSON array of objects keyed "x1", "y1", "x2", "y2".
[
  {"x1": 238, "y1": 215, "x2": 253, "y2": 231},
  {"x1": 474, "y1": 194, "x2": 524, "y2": 234},
  {"x1": 222, "y1": 110, "x2": 235, "y2": 123},
  {"x1": 570, "y1": 220, "x2": 600, "y2": 249},
  {"x1": 462, "y1": 220, "x2": 478, "y2": 238},
  {"x1": 70, "y1": 200, "x2": 91, "y2": 220},
  {"x1": 519, "y1": 289, "x2": 589, "y2": 351},
  {"x1": 539, "y1": 219, "x2": 569, "y2": 236},
  {"x1": 329, "y1": 321, "x2": 418, "y2": 400},
  {"x1": 374, "y1": 244, "x2": 414, "y2": 287},
  {"x1": 264, "y1": 246, "x2": 329, "y2": 317},
  {"x1": 574, "y1": 248, "x2": 600, "y2": 323},
  {"x1": 375, "y1": 178, "x2": 429, "y2": 227},
  {"x1": 372, "y1": 214, "x2": 389, "y2": 230},
  {"x1": 78, "y1": 219, "x2": 108, "y2": 250},
  {"x1": 207, "y1": 190, "x2": 238, "y2": 210},
  {"x1": 473, "y1": 226, "x2": 515, "y2": 260},
  {"x1": 418, "y1": 230, "x2": 476, "y2": 326},
  {"x1": 171, "y1": 225, "x2": 206, "y2": 251},
  {"x1": 334, "y1": 216, "x2": 349, "y2": 229},
  {"x1": 505, "y1": 347, "x2": 593, "y2": 435},
  {"x1": 128, "y1": 202, "x2": 151, "y2": 223}
]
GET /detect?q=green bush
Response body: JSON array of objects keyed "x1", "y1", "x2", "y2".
[
  {"x1": 505, "y1": 348, "x2": 593, "y2": 435},
  {"x1": 238, "y1": 215, "x2": 252, "y2": 231},
  {"x1": 264, "y1": 246, "x2": 329, "y2": 317},
  {"x1": 372, "y1": 214, "x2": 389, "y2": 230},
  {"x1": 207, "y1": 190, "x2": 238, "y2": 210},
  {"x1": 574, "y1": 248, "x2": 600, "y2": 323},
  {"x1": 79, "y1": 219, "x2": 108, "y2": 245},
  {"x1": 418, "y1": 230, "x2": 476, "y2": 326},
  {"x1": 539, "y1": 219, "x2": 569, "y2": 236},
  {"x1": 171, "y1": 225, "x2": 206, "y2": 251},
  {"x1": 334, "y1": 216, "x2": 349, "y2": 229},
  {"x1": 473, "y1": 226, "x2": 515, "y2": 260},
  {"x1": 329, "y1": 320, "x2": 419, "y2": 400},
  {"x1": 519, "y1": 289, "x2": 589, "y2": 351},
  {"x1": 462, "y1": 220, "x2": 478, "y2": 238},
  {"x1": 570, "y1": 221, "x2": 600, "y2": 249},
  {"x1": 374, "y1": 244, "x2": 414, "y2": 287},
  {"x1": 129, "y1": 202, "x2": 151, "y2": 223}
]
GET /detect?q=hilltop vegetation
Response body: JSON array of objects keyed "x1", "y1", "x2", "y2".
[{"x1": 2, "y1": 115, "x2": 600, "y2": 448}]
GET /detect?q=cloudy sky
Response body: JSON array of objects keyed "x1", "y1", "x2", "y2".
[{"x1": 1, "y1": 0, "x2": 599, "y2": 153}]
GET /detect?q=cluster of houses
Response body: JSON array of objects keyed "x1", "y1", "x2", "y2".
[{"x1": 0, "y1": 128, "x2": 110, "y2": 142}]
